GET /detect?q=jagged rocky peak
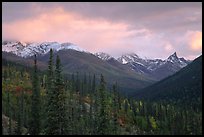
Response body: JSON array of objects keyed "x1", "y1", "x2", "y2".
[
  {"x1": 166, "y1": 52, "x2": 189, "y2": 68},
  {"x1": 172, "y1": 52, "x2": 177, "y2": 57},
  {"x1": 167, "y1": 52, "x2": 179, "y2": 62}
]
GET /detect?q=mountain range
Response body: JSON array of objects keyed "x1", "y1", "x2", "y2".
[
  {"x1": 2, "y1": 41, "x2": 193, "y2": 94},
  {"x1": 2, "y1": 41, "x2": 154, "y2": 94},
  {"x1": 95, "y1": 52, "x2": 191, "y2": 80},
  {"x1": 132, "y1": 55, "x2": 202, "y2": 109},
  {"x1": 2, "y1": 41, "x2": 87, "y2": 58}
]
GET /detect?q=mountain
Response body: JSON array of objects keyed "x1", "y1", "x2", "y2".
[
  {"x1": 116, "y1": 52, "x2": 191, "y2": 80},
  {"x1": 94, "y1": 52, "x2": 137, "y2": 73},
  {"x1": 2, "y1": 41, "x2": 87, "y2": 58},
  {"x1": 37, "y1": 50, "x2": 155, "y2": 93},
  {"x1": 94, "y1": 52, "x2": 190, "y2": 81},
  {"x1": 132, "y1": 55, "x2": 202, "y2": 108},
  {"x1": 2, "y1": 41, "x2": 155, "y2": 94},
  {"x1": 2, "y1": 40, "x2": 192, "y2": 93},
  {"x1": 2, "y1": 41, "x2": 190, "y2": 81}
]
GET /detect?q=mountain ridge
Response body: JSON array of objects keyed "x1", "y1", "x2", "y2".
[
  {"x1": 2, "y1": 49, "x2": 155, "y2": 95},
  {"x1": 2, "y1": 40, "x2": 192, "y2": 81},
  {"x1": 2, "y1": 41, "x2": 87, "y2": 58},
  {"x1": 132, "y1": 55, "x2": 202, "y2": 109},
  {"x1": 96, "y1": 51, "x2": 191, "y2": 80}
]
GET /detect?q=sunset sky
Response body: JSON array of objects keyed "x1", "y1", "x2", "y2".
[{"x1": 2, "y1": 2, "x2": 202, "y2": 60}]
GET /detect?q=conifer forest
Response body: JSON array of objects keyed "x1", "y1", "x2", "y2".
[{"x1": 2, "y1": 49, "x2": 202, "y2": 135}]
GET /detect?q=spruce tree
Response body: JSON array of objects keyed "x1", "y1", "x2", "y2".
[
  {"x1": 88, "y1": 73, "x2": 92, "y2": 94},
  {"x1": 83, "y1": 72, "x2": 87, "y2": 95},
  {"x1": 54, "y1": 55, "x2": 68, "y2": 135},
  {"x1": 92, "y1": 74, "x2": 99, "y2": 135},
  {"x1": 98, "y1": 74, "x2": 109, "y2": 135},
  {"x1": 112, "y1": 83, "x2": 119, "y2": 135},
  {"x1": 89, "y1": 94, "x2": 93, "y2": 134},
  {"x1": 30, "y1": 54, "x2": 41, "y2": 135},
  {"x1": 76, "y1": 72, "x2": 80, "y2": 93},
  {"x1": 44, "y1": 49, "x2": 58, "y2": 135},
  {"x1": 71, "y1": 73, "x2": 75, "y2": 92}
]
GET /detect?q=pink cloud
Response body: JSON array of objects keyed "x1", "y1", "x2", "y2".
[
  {"x1": 190, "y1": 31, "x2": 202, "y2": 51},
  {"x1": 164, "y1": 42, "x2": 173, "y2": 52},
  {"x1": 3, "y1": 6, "x2": 201, "y2": 60},
  {"x1": 181, "y1": 31, "x2": 202, "y2": 51},
  {"x1": 2, "y1": 7, "x2": 136, "y2": 54}
]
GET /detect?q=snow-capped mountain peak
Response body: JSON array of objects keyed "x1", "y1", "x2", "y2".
[
  {"x1": 94, "y1": 52, "x2": 113, "y2": 60},
  {"x1": 117, "y1": 53, "x2": 141, "y2": 64},
  {"x1": 116, "y1": 52, "x2": 191, "y2": 79},
  {"x1": 2, "y1": 41, "x2": 86, "y2": 58}
]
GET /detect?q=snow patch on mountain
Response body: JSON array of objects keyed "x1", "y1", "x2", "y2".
[
  {"x1": 117, "y1": 52, "x2": 189, "y2": 72},
  {"x1": 115, "y1": 52, "x2": 191, "y2": 78},
  {"x1": 2, "y1": 41, "x2": 87, "y2": 58},
  {"x1": 122, "y1": 58, "x2": 128, "y2": 64}
]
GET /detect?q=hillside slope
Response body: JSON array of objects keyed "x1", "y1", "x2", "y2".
[
  {"x1": 133, "y1": 55, "x2": 202, "y2": 108},
  {"x1": 2, "y1": 50, "x2": 155, "y2": 93},
  {"x1": 37, "y1": 50, "x2": 155, "y2": 92}
]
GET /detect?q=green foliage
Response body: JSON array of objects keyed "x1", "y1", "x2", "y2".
[
  {"x1": 149, "y1": 116, "x2": 157, "y2": 130},
  {"x1": 97, "y1": 74, "x2": 110, "y2": 135},
  {"x1": 54, "y1": 55, "x2": 69, "y2": 134},
  {"x1": 44, "y1": 49, "x2": 58, "y2": 135},
  {"x1": 135, "y1": 116, "x2": 148, "y2": 130}
]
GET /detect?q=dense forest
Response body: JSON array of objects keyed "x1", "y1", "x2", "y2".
[{"x1": 2, "y1": 49, "x2": 202, "y2": 135}]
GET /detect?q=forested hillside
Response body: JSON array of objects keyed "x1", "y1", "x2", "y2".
[
  {"x1": 133, "y1": 55, "x2": 202, "y2": 111},
  {"x1": 2, "y1": 49, "x2": 202, "y2": 135}
]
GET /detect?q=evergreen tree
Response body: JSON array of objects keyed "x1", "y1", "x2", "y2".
[
  {"x1": 30, "y1": 55, "x2": 41, "y2": 135},
  {"x1": 87, "y1": 74, "x2": 95, "y2": 134},
  {"x1": 88, "y1": 73, "x2": 92, "y2": 94},
  {"x1": 76, "y1": 72, "x2": 80, "y2": 93},
  {"x1": 71, "y1": 73, "x2": 75, "y2": 92},
  {"x1": 98, "y1": 74, "x2": 109, "y2": 135},
  {"x1": 54, "y1": 55, "x2": 68, "y2": 134},
  {"x1": 112, "y1": 83, "x2": 119, "y2": 134},
  {"x1": 44, "y1": 49, "x2": 58, "y2": 135},
  {"x1": 83, "y1": 72, "x2": 87, "y2": 95},
  {"x1": 92, "y1": 74, "x2": 99, "y2": 135},
  {"x1": 89, "y1": 94, "x2": 93, "y2": 134}
]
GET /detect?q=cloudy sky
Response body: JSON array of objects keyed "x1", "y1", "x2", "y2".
[{"x1": 2, "y1": 2, "x2": 202, "y2": 59}]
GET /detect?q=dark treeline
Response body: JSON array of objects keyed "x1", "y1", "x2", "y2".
[{"x1": 2, "y1": 49, "x2": 202, "y2": 135}]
